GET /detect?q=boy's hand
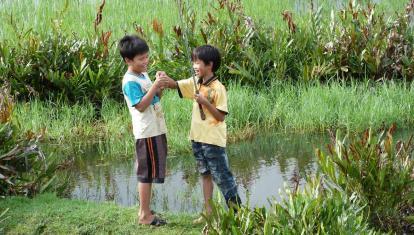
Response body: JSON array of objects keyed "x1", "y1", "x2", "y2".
[
  {"x1": 156, "y1": 71, "x2": 176, "y2": 88},
  {"x1": 194, "y1": 93, "x2": 209, "y2": 105},
  {"x1": 154, "y1": 77, "x2": 168, "y2": 90},
  {"x1": 156, "y1": 71, "x2": 167, "y2": 79}
]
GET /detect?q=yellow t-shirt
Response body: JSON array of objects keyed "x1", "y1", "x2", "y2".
[{"x1": 177, "y1": 77, "x2": 228, "y2": 147}]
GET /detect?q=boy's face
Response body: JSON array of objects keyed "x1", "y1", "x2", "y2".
[
  {"x1": 126, "y1": 52, "x2": 149, "y2": 73},
  {"x1": 192, "y1": 59, "x2": 213, "y2": 78}
]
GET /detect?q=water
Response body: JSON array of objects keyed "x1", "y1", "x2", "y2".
[{"x1": 46, "y1": 129, "x2": 412, "y2": 213}]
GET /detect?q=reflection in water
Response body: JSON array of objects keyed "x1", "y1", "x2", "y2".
[
  {"x1": 230, "y1": 132, "x2": 326, "y2": 207},
  {"x1": 45, "y1": 129, "x2": 411, "y2": 213}
]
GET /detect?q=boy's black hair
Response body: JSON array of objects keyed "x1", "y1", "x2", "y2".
[
  {"x1": 191, "y1": 45, "x2": 221, "y2": 73},
  {"x1": 118, "y1": 35, "x2": 149, "y2": 61}
]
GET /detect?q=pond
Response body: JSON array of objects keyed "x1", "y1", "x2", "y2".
[{"x1": 46, "y1": 129, "x2": 412, "y2": 213}]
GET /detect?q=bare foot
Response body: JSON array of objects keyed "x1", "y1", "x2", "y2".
[
  {"x1": 138, "y1": 213, "x2": 155, "y2": 225},
  {"x1": 139, "y1": 215, "x2": 167, "y2": 226}
]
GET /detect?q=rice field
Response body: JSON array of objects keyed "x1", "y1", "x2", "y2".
[{"x1": 0, "y1": 0, "x2": 409, "y2": 41}]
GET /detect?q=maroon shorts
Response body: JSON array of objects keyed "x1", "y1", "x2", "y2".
[{"x1": 135, "y1": 134, "x2": 167, "y2": 183}]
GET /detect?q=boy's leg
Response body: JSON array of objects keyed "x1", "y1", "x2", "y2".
[
  {"x1": 138, "y1": 182, "x2": 154, "y2": 224},
  {"x1": 203, "y1": 144, "x2": 242, "y2": 209},
  {"x1": 135, "y1": 135, "x2": 167, "y2": 225},
  {"x1": 192, "y1": 141, "x2": 213, "y2": 220},
  {"x1": 202, "y1": 174, "x2": 214, "y2": 214}
]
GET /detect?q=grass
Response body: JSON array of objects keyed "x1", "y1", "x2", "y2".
[
  {"x1": 0, "y1": 193, "x2": 202, "y2": 234},
  {"x1": 270, "y1": 81, "x2": 414, "y2": 132},
  {"x1": 0, "y1": 0, "x2": 408, "y2": 41},
  {"x1": 317, "y1": 125, "x2": 414, "y2": 232},
  {"x1": 11, "y1": 81, "x2": 414, "y2": 155}
]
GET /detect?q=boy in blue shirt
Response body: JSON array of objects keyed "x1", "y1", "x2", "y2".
[{"x1": 119, "y1": 35, "x2": 170, "y2": 226}]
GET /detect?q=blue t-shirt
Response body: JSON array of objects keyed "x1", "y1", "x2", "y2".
[
  {"x1": 122, "y1": 73, "x2": 160, "y2": 106},
  {"x1": 122, "y1": 72, "x2": 166, "y2": 139}
]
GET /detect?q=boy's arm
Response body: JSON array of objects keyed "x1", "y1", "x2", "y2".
[
  {"x1": 156, "y1": 71, "x2": 178, "y2": 90},
  {"x1": 156, "y1": 89, "x2": 163, "y2": 99},
  {"x1": 155, "y1": 71, "x2": 226, "y2": 121},
  {"x1": 194, "y1": 94, "x2": 226, "y2": 122},
  {"x1": 156, "y1": 71, "x2": 194, "y2": 99},
  {"x1": 134, "y1": 78, "x2": 164, "y2": 112}
]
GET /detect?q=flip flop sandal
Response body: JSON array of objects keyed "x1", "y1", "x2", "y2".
[{"x1": 150, "y1": 216, "x2": 167, "y2": 226}]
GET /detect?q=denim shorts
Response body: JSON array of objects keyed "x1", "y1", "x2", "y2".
[{"x1": 191, "y1": 141, "x2": 238, "y2": 201}]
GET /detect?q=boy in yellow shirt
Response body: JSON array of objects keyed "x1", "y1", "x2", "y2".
[{"x1": 159, "y1": 45, "x2": 241, "y2": 220}]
